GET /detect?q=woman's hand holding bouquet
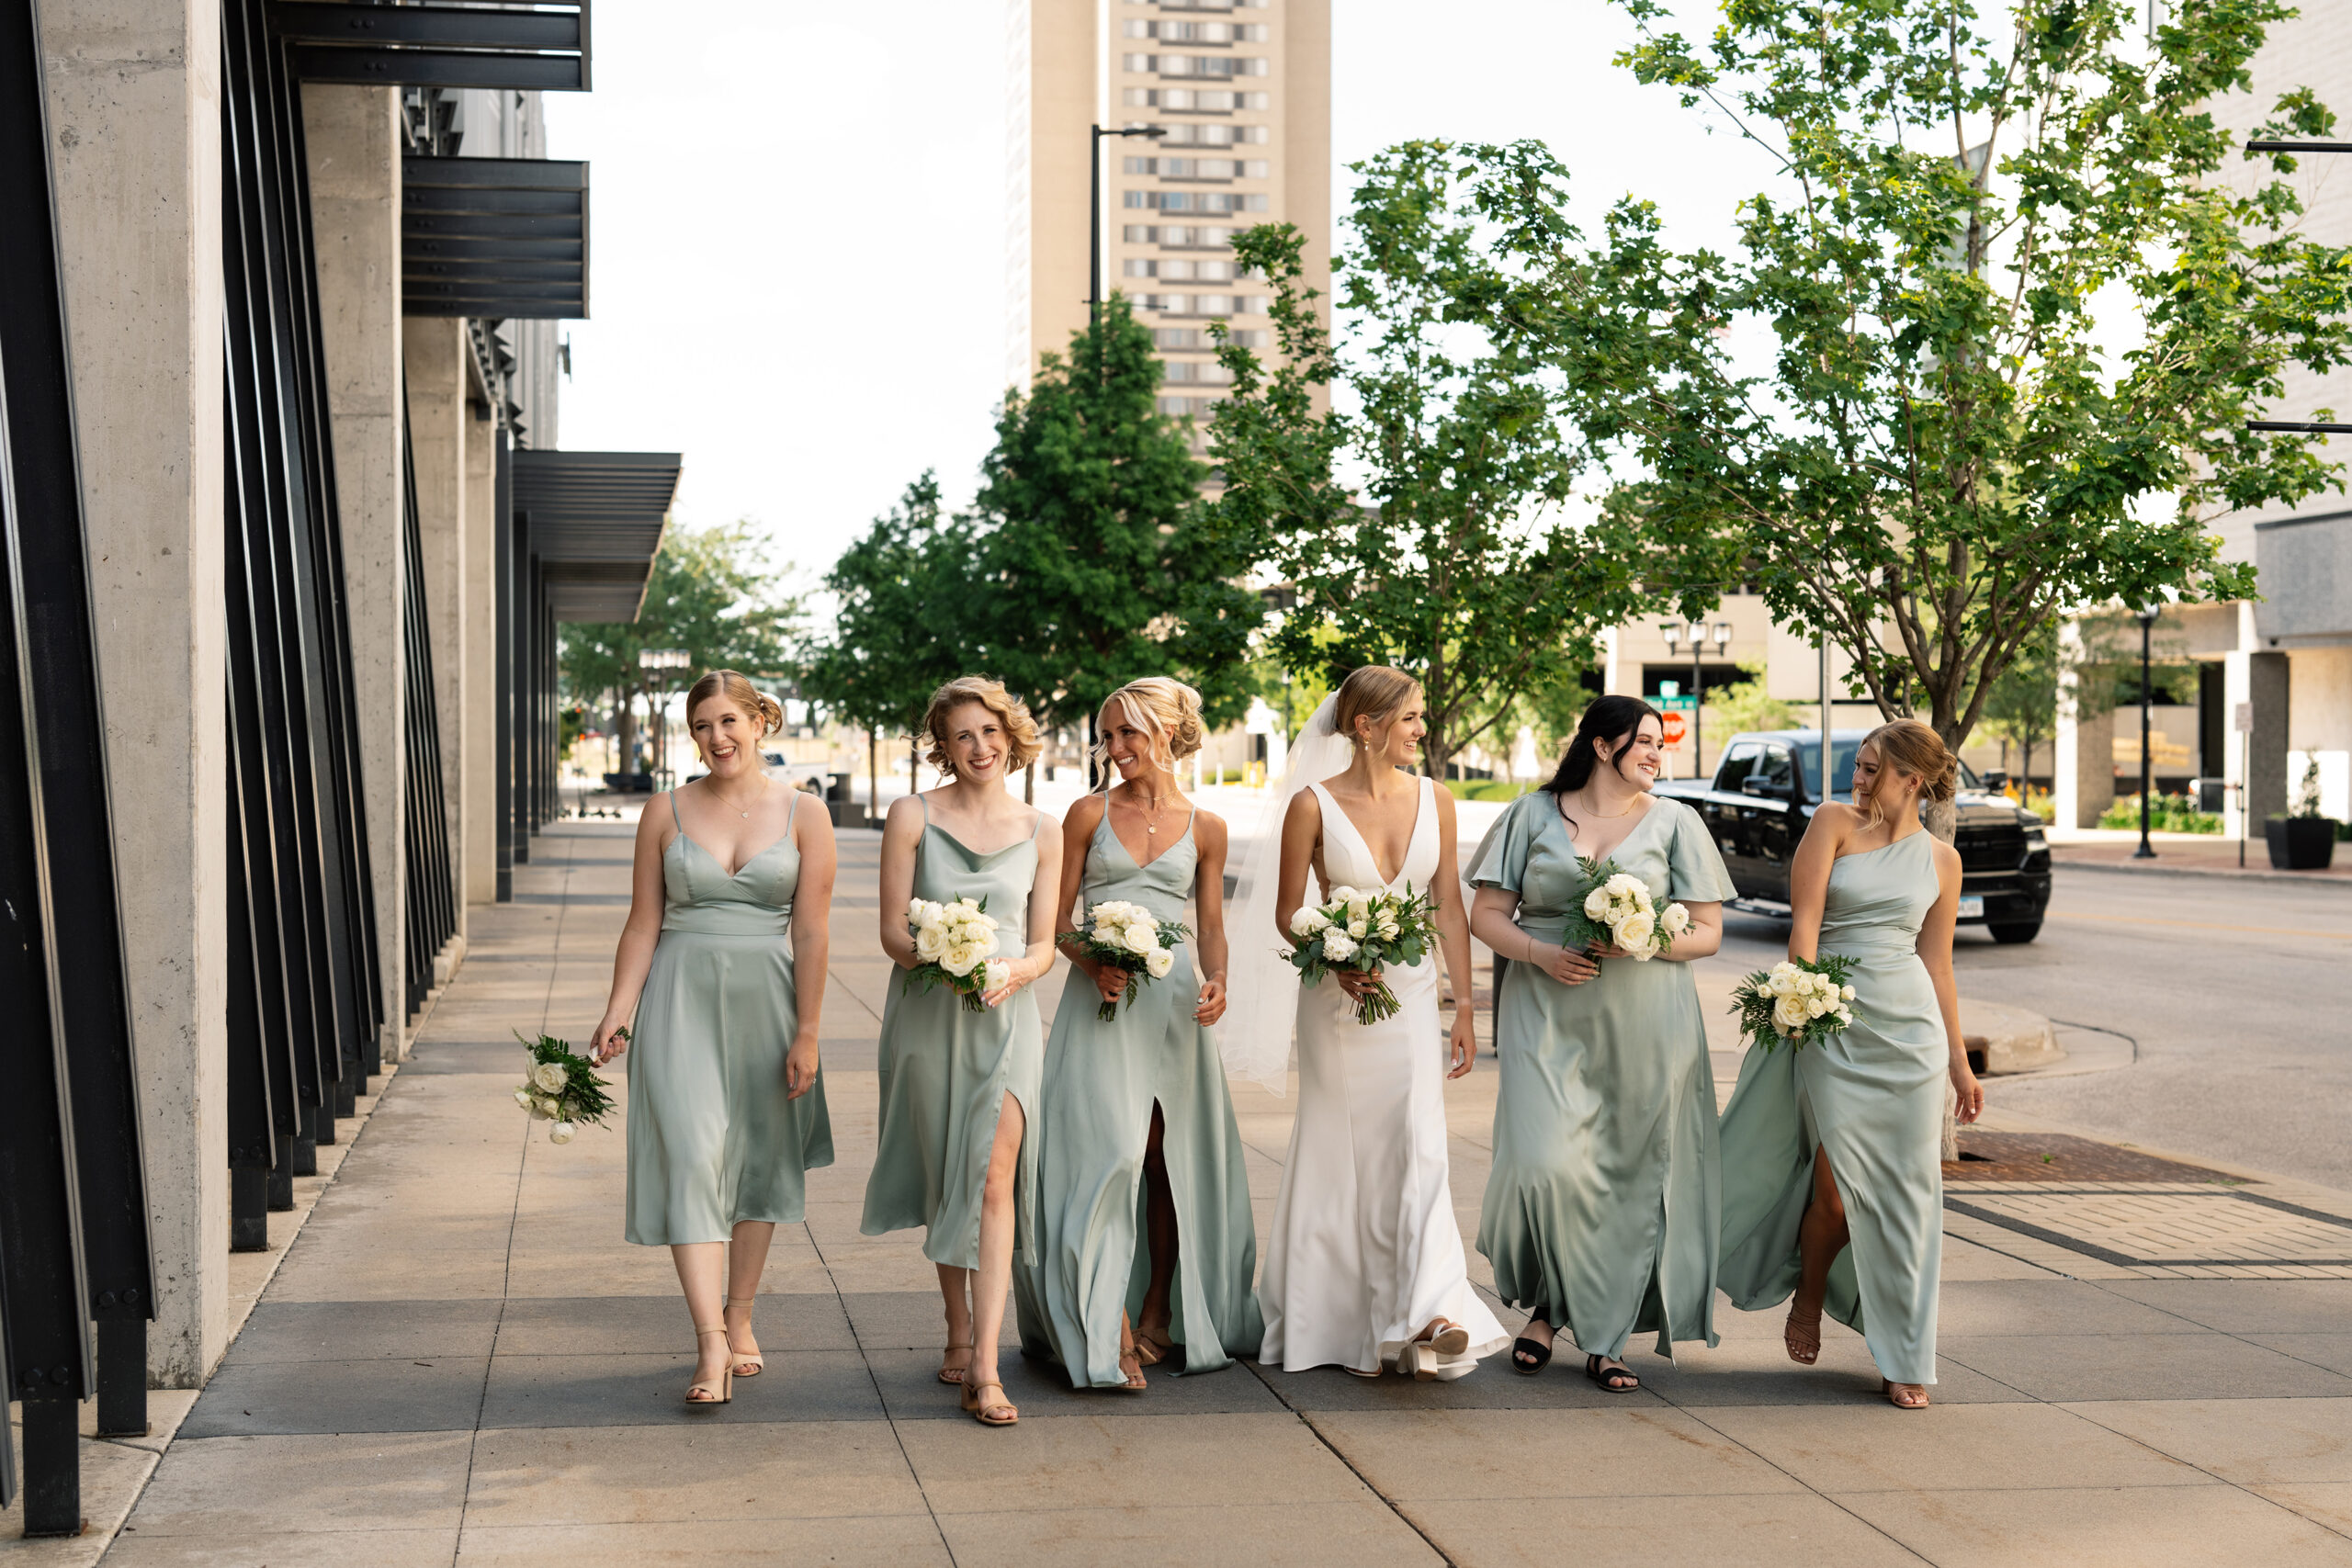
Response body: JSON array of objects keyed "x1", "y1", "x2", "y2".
[
  {"x1": 1071, "y1": 899, "x2": 1189, "y2": 1021},
  {"x1": 1285, "y1": 883, "x2": 1440, "y2": 1025},
  {"x1": 904, "y1": 895, "x2": 1013, "y2": 1012},
  {"x1": 1731, "y1": 956, "x2": 1858, "y2": 1052}
]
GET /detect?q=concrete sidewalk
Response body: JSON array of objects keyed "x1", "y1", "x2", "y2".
[{"x1": 77, "y1": 822, "x2": 2352, "y2": 1566}]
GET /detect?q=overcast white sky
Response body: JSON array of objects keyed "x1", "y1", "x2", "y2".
[{"x1": 542, "y1": 1, "x2": 1776, "y2": 588}]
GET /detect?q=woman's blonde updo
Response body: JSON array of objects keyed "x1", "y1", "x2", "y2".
[
  {"x1": 922, "y1": 675, "x2": 1042, "y2": 777},
  {"x1": 1332, "y1": 664, "x2": 1422, "y2": 750},
  {"x1": 1861, "y1": 717, "x2": 1960, "y2": 839},
  {"x1": 1093, "y1": 677, "x2": 1206, "y2": 771},
  {"x1": 684, "y1": 669, "x2": 784, "y2": 739}
]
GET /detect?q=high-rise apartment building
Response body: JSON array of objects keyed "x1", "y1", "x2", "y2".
[{"x1": 1007, "y1": 0, "x2": 1330, "y2": 427}]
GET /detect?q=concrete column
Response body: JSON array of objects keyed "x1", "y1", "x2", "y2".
[
  {"x1": 404, "y1": 321, "x2": 469, "y2": 936},
  {"x1": 305, "y1": 85, "x2": 405, "y2": 1061},
  {"x1": 40, "y1": 0, "x2": 229, "y2": 1387},
  {"x1": 2248, "y1": 649, "x2": 2290, "y2": 824},
  {"x1": 2054, "y1": 615, "x2": 2116, "y2": 831},
  {"x1": 461, "y1": 401, "x2": 498, "y2": 905}
]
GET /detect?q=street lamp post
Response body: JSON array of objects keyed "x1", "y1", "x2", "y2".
[
  {"x1": 1091, "y1": 122, "x2": 1167, "y2": 378},
  {"x1": 2133, "y1": 606, "x2": 2158, "y2": 860}
]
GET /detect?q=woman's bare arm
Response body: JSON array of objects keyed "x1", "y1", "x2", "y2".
[
  {"x1": 1785, "y1": 803, "x2": 1855, "y2": 964},
  {"x1": 1193, "y1": 810, "x2": 1229, "y2": 1024},
  {"x1": 1917, "y1": 839, "x2": 1982, "y2": 1121},
  {"x1": 785, "y1": 798, "x2": 836, "y2": 1099},
  {"x1": 1053, "y1": 795, "x2": 1121, "y2": 1003},
  {"x1": 1431, "y1": 788, "x2": 1477, "y2": 1077},
  {"x1": 590, "y1": 800, "x2": 673, "y2": 1062},
  {"x1": 877, "y1": 794, "x2": 925, "y2": 970}
]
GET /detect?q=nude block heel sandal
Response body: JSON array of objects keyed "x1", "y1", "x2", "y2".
[
  {"x1": 723, "y1": 1296, "x2": 763, "y2": 1378},
  {"x1": 686, "y1": 1325, "x2": 733, "y2": 1406}
]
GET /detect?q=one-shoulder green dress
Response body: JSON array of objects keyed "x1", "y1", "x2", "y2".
[
  {"x1": 1467, "y1": 792, "x2": 1735, "y2": 1359},
  {"x1": 1013, "y1": 803, "x2": 1263, "y2": 1385},
  {"x1": 1717, "y1": 829, "x2": 1948, "y2": 1385},
  {"x1": 859, "y1": 797, "x2": 1046, "y2": 1269},
  {"x1": 626, "y1": 790, "x2": 833, "y2": 1246}
]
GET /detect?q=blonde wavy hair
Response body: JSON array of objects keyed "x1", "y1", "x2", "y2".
[
  {"x1": 1860, "y1": 718, "x2": 1960, "y2": 840},
  {"x1": 922, "y1": 675, "x2": 1042, "y2": 777},
  {"x1": 1092, "y1": 677, "x2": 1206, "y2": 772},
  {"x1": 1333, "y1": 665, "x2": 1422, "y2": 750},
  {"x1": 684, "y1": 670, "x2": 785, "y2": 742}
]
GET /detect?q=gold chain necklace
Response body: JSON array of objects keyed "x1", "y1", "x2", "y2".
[
  {"x1": 1129, "y1": 784, "x2": 1168, "y2": 836},
  {"x1": 708, "y1": 773, "x2": 767, "y2": 819}
]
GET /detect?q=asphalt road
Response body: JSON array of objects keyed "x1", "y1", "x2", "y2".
[{"x1": 1708, "y1": 867, "x2": 2352, "y2": 1191}]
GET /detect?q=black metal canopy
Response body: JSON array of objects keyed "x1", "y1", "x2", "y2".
[
  {"x1": 271, "y1": 1, "x2": 589, "y2": 91},
  {"x1": 404, "y1": 156, "x2": 587, "y2": 320},
  {"x1": 512, "y1": 450, "x2": 681, "y2": 621}
]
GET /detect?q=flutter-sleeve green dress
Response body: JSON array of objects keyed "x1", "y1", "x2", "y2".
[
  {"x1": 1467, "y1": 790, "x2": 1735, "y2": 1358},
  {"x1": 1013, "y1": 803, "x2": 1262, "y2": 1385},
  {"x1": 1716, "y1": 829, "x2": 1949, "y2": 1386},
  {"x1": 625, "y1": 790, "x2": 833, "y2": 1246},
  {"x1": 858, "y1": 797, "x2": 1046, "y2": 1269}
]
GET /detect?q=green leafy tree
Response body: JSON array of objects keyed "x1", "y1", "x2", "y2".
[
  {"x1": 562, "y1": 519, "x2": 804, "y2": 760},
  {"x1": 799, "y1": 472, "x2": 978, "y2": 760},
  {"x1": 1547, "y1": 0, "x2": 2352, "y2": 750},
  {"x1": 1709, "y1": 658, "x2": 1797, "y2": 739},
  {"x1": 1212, "y1": 143, "x2": 1668, "y2": 780},
  {"x1": 970, "y1": 296, "x2": 1263, "y2": 740}
]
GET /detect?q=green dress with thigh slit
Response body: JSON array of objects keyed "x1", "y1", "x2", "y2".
[
  {"x1": 1013, "y1": 803, "x2": 1263, "y2": 1384},
  {"x1": 858, "y1": 798, "x2": 1046, "y2": 1269},
  {"x1": 1466, "y1": 791, "x2": 1734, "y2": 1358},
  {"x1": 1716, "y1": 828, "x2": 1948, "y2": 1385},
  {"x1": 626, "y1": 791, "x2": 834, "y2": 1246}
]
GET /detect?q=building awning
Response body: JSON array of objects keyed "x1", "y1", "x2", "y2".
[
  {"x1": 513, "y1": 450, "x2": 682, "y2": 621},
  {"x1": 271, "y1": 2, "x2": 591, "y2": 92},
  {"x1": 404, "y1": 156, "x2": 588, "y2": 320}
]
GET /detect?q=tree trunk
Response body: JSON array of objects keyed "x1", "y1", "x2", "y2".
[
  {"x1": 868, "y1": 727, "x2": 878, "y2": 828},
  {"x1": 616, "y1": 688, "x2": 637, "y2": 778}
]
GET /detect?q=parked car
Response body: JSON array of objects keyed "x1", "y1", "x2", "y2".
[{"x1": 1651, "y1": 728, "x2": 2052, "y2": 942}]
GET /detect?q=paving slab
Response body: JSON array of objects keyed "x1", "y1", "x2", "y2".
[
  {"x1": 453, "y1": 1515, "x2": 950, "y2": 1566},
  {"x1": 1308, "y1": 1406, "x2": 1801, "y2": 1499},
  {"x1": 1937, "y1": 1330, "x2": 2352, "y2": 1402},
  {"x1": 1829, "y1": 1483, "x2": 2352, "y2": 1568},
  {"x1": 179, "y1": 1355, "x2": 490, "y2": 1437},
  {"x1": 463, "y1": 1422, "x2": 924, "y2": 1523},
  {"x1": 2063, "y1": 1398, "x2": 2352, "y2": 1484},
  {"x1": 476, "y1": 1349, "x2": 885, "y2": 1427},
  {"x1": 1399, "y1": 1493, "x2": 1921, "y2": 1568},
  {"x1": 119, "y1": 1432, "x2": 474, "y2": 1535},
  {"x1": 934, "y1": 1499, "x2": 1440, "y2": 1567},
  {"x1": 1695, "y1": 1403, "x2": 2215, "y2": 1492}
]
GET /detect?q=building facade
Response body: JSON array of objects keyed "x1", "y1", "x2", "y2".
[{"x1": 1008, "y1": 0, "x2": 1330, "y2": 424}]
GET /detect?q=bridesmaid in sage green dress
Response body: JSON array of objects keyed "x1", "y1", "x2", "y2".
[
  {"x1": 1717, "y1": 719, "x2": 1981, "y2": 1409},
  {"x1": 860, "y1": 676, "x2": 1062, "y2": 1428},
  {"x1": 592, "y1": 671, "x2": 836, "y2": 1407},
  {"x1": 1467, "y1": 696, "x2": 1734, "y2": 1392},
  {"x1": 1014, "y1": 679, "x2": 1262, "y2": 1391}
]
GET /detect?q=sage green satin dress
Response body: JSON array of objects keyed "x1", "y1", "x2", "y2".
[
  {"x1": 1013, "y1": 807, "x2": 1263, "y2": 1385},
  {"x1": 626, "y1": 791, "x2": 833, "y2": 1246},
  {"x1": 1717, "y1": 829, "x2": 1947, "y2": 1385},
  {"x1": 1467, "y1": 792, "x2": 1734, "y2": 1358},
  {"x1": 859, "y1": 799, "x2": 1046, "y2": 1269}
]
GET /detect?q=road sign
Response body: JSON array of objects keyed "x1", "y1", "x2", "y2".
[
  {"x1": 1660, "y1": 709, "x2": 1688, "y2": 749},
  {"x1": 1654, "y1": 693, "x2": 1696, "y2": 750}
]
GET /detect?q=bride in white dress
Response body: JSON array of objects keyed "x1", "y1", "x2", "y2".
[{"x1": 1227, "y1": 666, "x2": 1507, "y2": 1380}]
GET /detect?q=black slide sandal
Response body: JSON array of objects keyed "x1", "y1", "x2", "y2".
[
  {"x1": 1584, "y1": 1354, "x2": 1640, "y2": 1392},
  {"x1": 1511, "y1": 1335, "x2": 1553, "y2": 1376}
]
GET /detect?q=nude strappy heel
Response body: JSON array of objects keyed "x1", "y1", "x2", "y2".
[
  {"x1": 1116, "y1": 1314, "x2": 1148, "y2": 1392},
  {"x1": 723, "y1": 1296, "x2": 763, "y2": 1378},
  {"x1": 963, "y1": 1379, "x2": 1018, "y2": 1426},
  {"x1": 687, "y1": 1325, "x2": 733, "y2": 1406},
  {"x1": 938, "y1": 1340, "x2": 974, "y2": 1385}
]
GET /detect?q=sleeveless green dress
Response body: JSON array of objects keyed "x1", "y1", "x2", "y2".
[
  {"x1": 1466, "y1": 792, "x2": 1735, "y2": 1358},
  {"x1": 859, "y1": 797, "x2": 1046, "y2": 1269},
  {"x1": 625, "y1": 790, "x2": 833, "y2": 1246},
  {"x1": 1013, "y1": 802, "x2": 1263, "y2": 1385},
  {"x1": 1717, "y1": 829, "x2": 1948, "y2": 1385}
]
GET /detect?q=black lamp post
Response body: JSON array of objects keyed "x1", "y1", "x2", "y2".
[
  {"x1": 2133, "y1": 604, "x2": 2158, "y2": 860},
  {"x1": 1091, "y1": 122, "x2": 1166, "y2": 378}
]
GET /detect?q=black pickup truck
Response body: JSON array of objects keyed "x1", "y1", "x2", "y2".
[{"x1": 1651, "y1": 728, "x2": 2052, "y2": 942}]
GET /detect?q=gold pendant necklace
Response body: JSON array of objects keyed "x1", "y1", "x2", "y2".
[{"x1": 711, "y1": 774, "x2": 767, "y2": 819}]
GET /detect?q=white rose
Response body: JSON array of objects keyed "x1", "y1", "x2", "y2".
[
  {"x1": 983, "y1": 958, "x2": 1012, "y2": 992},
  {"x1": 531, "y1": 1061, "x2": 568, "y2": 1093},
  {"x1": 915, "y1": 925, "x2": 948, "y2": 961},
  {"x1": 1607, "y1": 874, "x2": 1642, "y2": 897},
  {"x1": 513, "y1": 1087, "x2": 535, "y2": 1111},
  {"x1": 1145, "y1": 947, "x2": 1175, "y2": 979},
  {"x1": 1321, "y1": 930, "x2": 1359, "y2": 962},
  {"x1": 548, "y1": 1122, "x2": 576, "y2": 1145},
  {"x1": 1841, "y1": 984, "x2": 1857, "y2": 1001},
  {"x1": 975, "y1": 913, "x2": 1000, "y2": 931},
  {"x1": 1290, "y1": 907, "x2": 1330, "y2": 938},
  {"x1": 907, "y1": 897, "x2": 929, "y2": 921},
  {"x1": 1583, "y1": 888, "x2": 1611, "y2": 919},
  {"x1": 918, "y1": 900, "x2": 945, "y2": 927},
  {"x1": 1123, "y1": 921, "x2": 1158, "y2": 955},
  {"x1": 530, "y1": 1096, "x2": 558, "y2": 1121},
  {"x1": 1375, "y1": 915, "x2": 1400, "y2": 940},
  {"x1": 1614, "y1": 910, "x2": 1656, "y2": 951},
  {"x1": 1347, "y1": 897, "x2": 1371, "y2": 920},
  {"x1": 1661, "y1": 903, "x2": 1690, "y2": 937},
  {"x1": 1327, "y1": 886, "x2": 1360, "y2": 906},
  {"x1": 1768, "y1": 972, "x2": 1796, "y2": 998},
  {"x1": 1345, "y1": 919, "x2": 1366, "y2": 939},
  {"x1": 1805, "y1": 994, "x2": 1828, "y2": 1017},
  {"x1": 941, "y1": 944, "x2": 978, "y2": 976},
  {"x1": 1773, "y1": 995, "x2": 1810, "y2": 1032}
]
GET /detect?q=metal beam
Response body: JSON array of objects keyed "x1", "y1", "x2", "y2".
[{"x1": 272, "y1": 1, "x2": 590, "y2": 91}]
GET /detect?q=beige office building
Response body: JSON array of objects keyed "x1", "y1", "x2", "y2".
[{"x1": 1007, "y1": 0, "x2": 1331, "y2": 425}]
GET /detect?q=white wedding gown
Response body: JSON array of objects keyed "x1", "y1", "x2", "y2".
[{"x1": 1258, "y1": 776, "x2": 1509, "y2": 1378}]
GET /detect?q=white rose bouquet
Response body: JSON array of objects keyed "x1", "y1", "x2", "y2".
[
  {"x1": 1284, "y1": 882, "x2": 1440, "y2": 1025},
  {"x1": 1562, "y1": 856, "x2": 1690, "y2": 961},
  {"x1": 1071, "y1": 898, "x2": 1191, "y2": 1021},
  {"x1": 512, "y1": 1030, "x2": 617, "y2": 1145},
  {"x1": 903, "y1": 894, "x2": 1013, "y2": 1013},
  {"x1": 1731, "y1": 956, "x2": 1859, "y2": 1053}
]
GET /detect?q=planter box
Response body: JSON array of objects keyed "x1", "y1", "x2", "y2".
[{"x1": 2265, "y1": 817, "x2": 2339, "y2": 872}]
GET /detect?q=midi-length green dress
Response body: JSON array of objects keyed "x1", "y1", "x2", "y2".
[
  {"x1": 1466, "y1": 792, "x2": 1735, "y2": 1358},
  {"x1": 1013, "y1": 805, "x2": 1263, "y2": 1385},
  {"x1": 626, "y1": 790, "x2": 833, "y2": 1246},
  {"x1": 1716, "y1": 829, "x2": 1947, "y2": 1385},
  {"x1": 859, "y1": 798, "x2": 1046, "y2": 1269}
]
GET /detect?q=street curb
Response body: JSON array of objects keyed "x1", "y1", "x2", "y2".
[{"x1": 2052, "y1": 857, "x2": 2352, "y2": 891}]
